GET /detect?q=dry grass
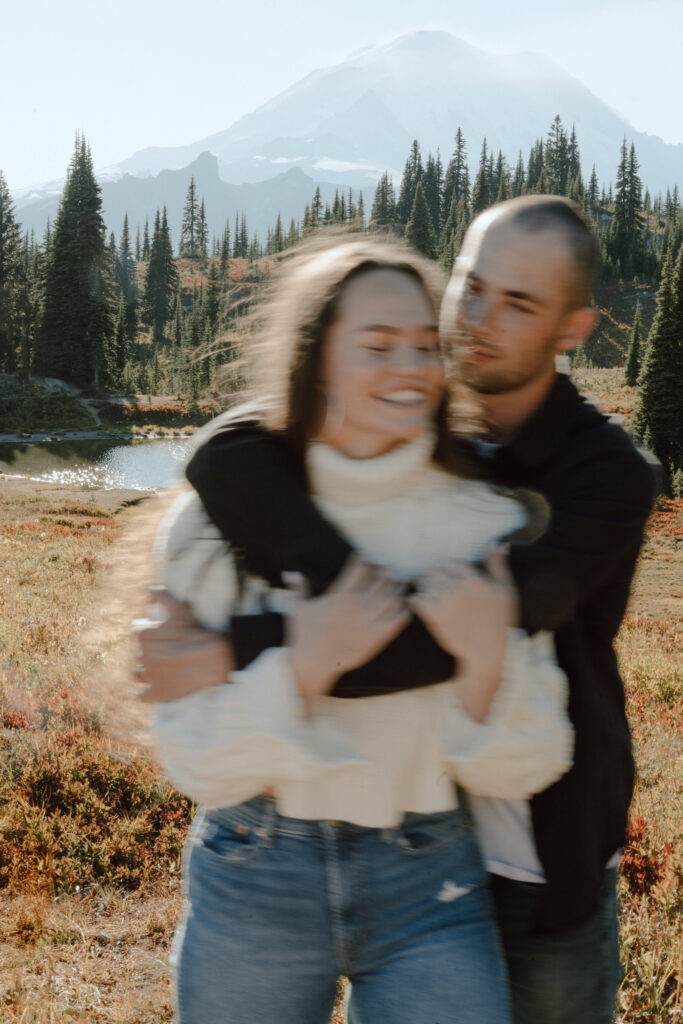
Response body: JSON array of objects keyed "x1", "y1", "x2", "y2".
[
  {"x1": 572, "y1": 366, "x2": 640, "y2": 423},
  {"x1": 0, "y1": 476, "x2": 681, "y2": 1022}
]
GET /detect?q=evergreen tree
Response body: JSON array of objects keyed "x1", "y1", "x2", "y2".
[
  {"x1": 588, "y1": 166, "x2": 600, "y2": 216},
  {"x1": 405, "y1": 181, "x2": 436, "y2": 258},
  {"x1": 357, "y1": 192, "x2": 366, "y2": 230},
  {"x1": 117, "y1": 213, "x2": 138, "y2": 339},
  {"x1": 143, "y1": 207, "x2": 178, "y2": 343},
  {"x1": 312, "y1": 186, "x2": 323, "y2": 225},
  {"x1": 369, "y1": 173, "x2": 396, "y2": 231},
  {"x1": 632, "y1": 247, "x2": 683, "y2": 482},
  {"x1": 110, "y1": 295, "x2": 128, "y2": 387},
  {"x1": 0, "y1": 170, "x2": 26, "y2": 372},
  {"x1": 545, "y1": 115, "x2": 569, "y2": 194},
  {"x1": 179, "y1": 176, "x2": 199, "y2": 258},
  {"x1": 511, "y1": 152, "x2": 525, "y2": 197},
  {"x1": 471, "y1": 139, "x2": 490, "y2": 215},
  {"x1": 142, "y1": 218, "x2": 150, "y2": 260},
  {"x1": 196, "y1": 199, "x2": 209, "y2": 260},
  {"x1": 396, "y1": 140, "x2": 423, "y2": 229},
  {"x1": 33, "y1": 135, "x2": 113, "y2": 386},
  {"x1": 422, "y1": 151, "x2": 443, "y2": 238},
  {"x1": 443, "y1": 129, "x2": 470, "y2": 215},
  {"x1": 220, "y1": 221, "x2": 231, "y2": 274},
  {"x1": 624, "y1": 302, "x2": 643, "y2": 386},
  {"x1": 568, "y1": 125, "x2": 582, "y2": 186}
]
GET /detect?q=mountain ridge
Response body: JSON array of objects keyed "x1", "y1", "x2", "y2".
[{"x1": 12, "y1": 30, "x2": 683, "y2": 240}]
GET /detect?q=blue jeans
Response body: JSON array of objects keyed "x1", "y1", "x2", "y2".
[
  {"x1": 490, "y1": 869, "x2": 621, "y2": 1024},
  {"x1": 172, "y1": 795, "x2": 511, "y2": 1024}
]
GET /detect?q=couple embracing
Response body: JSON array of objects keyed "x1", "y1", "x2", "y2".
[{"x1": 139, "y1": 196, "x2": 655, "y2": 1023}]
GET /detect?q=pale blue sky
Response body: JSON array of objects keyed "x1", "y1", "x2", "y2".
[{"x1": 2, "y1": 0, "x2": 680, "y2": 191}]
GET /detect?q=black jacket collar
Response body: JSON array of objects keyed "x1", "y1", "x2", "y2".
[{"x1": 500, "y1": 374, "x2": 604, "y2": 469}]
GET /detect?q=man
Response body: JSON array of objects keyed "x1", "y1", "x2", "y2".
[{"x1": 140, "y1": 196, "x2": 655, "y2": 1022}]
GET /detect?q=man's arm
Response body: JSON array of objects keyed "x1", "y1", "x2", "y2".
[
  {"x1": 508, "y1": 439, "x2": 656, "y2": 636},
  {"x1": 185, "y1": 421, "x2": 456, "y2": 696}
]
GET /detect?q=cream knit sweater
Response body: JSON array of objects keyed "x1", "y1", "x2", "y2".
[{"x1": 152, "y1": 434, "x2": 573, "y2": 827}]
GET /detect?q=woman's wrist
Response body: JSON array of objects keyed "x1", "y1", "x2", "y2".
[{"x1": 287, "y1": 646, "x2": 338, "y2": 715}]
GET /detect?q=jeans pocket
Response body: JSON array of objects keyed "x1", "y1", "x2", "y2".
[
  {"x1": 193, "y1": 807, "x2": 268, "y2": 867},
  {"x1": 392, "y1": 808, "x2": 472, "y2": 857}
]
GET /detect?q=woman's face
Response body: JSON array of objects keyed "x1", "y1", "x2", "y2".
[{"x1": 317, "y1": 268, "x2": 446, "y2": 458}]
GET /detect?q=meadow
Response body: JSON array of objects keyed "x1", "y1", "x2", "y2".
[{"x1": 0, "y1": 370, "x2": 680, "y2": 1022}]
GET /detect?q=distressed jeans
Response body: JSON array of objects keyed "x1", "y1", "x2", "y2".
[
  {"x1": 490, "y1": 869, "x2": 621, "y2": 1024},
  {"x1": 172, "y1": 794, "x2": 511, "y2": 1024}
]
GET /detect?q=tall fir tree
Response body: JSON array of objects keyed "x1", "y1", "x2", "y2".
[
  {"x1": 471, "y1": 139, "x2": 490, "y2": 215},
  {"x1": 117, "y1": 213, "x2": 138, "y2": 339},
  {"x1": 143, "y1": 207, "x2": 178, "y2": 343},
  {"x1": 405, "y1": 181, "x2": 436, "y2": 258},
  {"x1": 632, "y1": 247, "x2": 683, "y2": 483},
  {"x1": 196, "y1": 199, "x2": 209, "y2": 260},
  {"x1": 396, "y1": 140, "x2": 423, "y2": 229},
  {"x1": 33, "y1": 135, "x2": 113, "y2": 386},
  {"x1": 422, "y1": 151, "x2": 443, "y2": 238},
  {"x1": 624, "y1": 302, "x2": 643, "y2": 386},
  {"x1": 369, "y1": 173, "x2": 396, "y2": 231},
  {"x1": 442, "y1": 129, "x2": 470, "y2": 215},
  {"x1": 0, "y1": 170, "x2": 26, "y2": 372},
  {"x1": 179, "y1": 176, "x2": 200, "y2": 258}
]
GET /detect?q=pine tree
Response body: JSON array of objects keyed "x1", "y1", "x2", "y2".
[
  {"x1": 405, "y1": 182, "x2": 436, "y2": 258},
  {"x1": 624, "y1": 302, "x2": 643, "y2": 386},
  {"x1": 545, "y1": 115, "x2": 569, "y2": 194},
  {"x1": 220, "y1": 220, "x2": 231, "y2": 274},
  {"x1": 143, "y1": 207, "x2": 179, "y2": 343},
  {"x1": 422, "y1": 152, "x2": 443, "y2": 238},
  {"x1": 471, "y1": 139, "x2": 490, "y2": 215},
  {"x1": 110, "y1": 296, "x2": 128, "y2": 388},
  {"x1": 443, "y1": 129, "x2": 470, "y2": 216},
  {"x1": 142, "y1": 218, "x2": 150, "y2": 260},
  {"x1": 33, "y1": 135, "x2": 114, "y2": 386},
  {"x1": 588, "y1": 166, "x2": 600, "y2": 216},
  {"x1": 511, "y1": 152, "x2": 525, "y2": 197},
  {"x1": 369, "y1": 173, "x2": 396, "y2": 231},
  {"x1": 196, "y1": 199, "x2": 208, "y2": 260},
  {"x1": 357, "y1": 192, "x2": 366, "y2": 230},
  {"x1": 632, "y1": 247, "x2": 683, "y2": 482},
  {"x1": 396, "y1": 140, "x2": 423, "y2": 229},
  {"x1": 312, "y1": 187, "x2": 323, "y2": 225},
  {"x1": 118, "y1": 213, "x2": 138, "y2": 339},
  {"x1": 0, "y1": 170, "x2": 26, "y2": 372},
  {"x1": 179, "y1": 176, "x2": 199, "y2": 258}
]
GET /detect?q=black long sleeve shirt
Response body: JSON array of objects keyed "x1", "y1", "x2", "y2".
[{"x1": 185, "y1": 374, "x2": 656, "y2": 932}]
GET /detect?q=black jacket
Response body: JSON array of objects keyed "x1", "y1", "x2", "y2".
[{"x1": 185, "y1": 375, "x2": 656, "y2": 932}]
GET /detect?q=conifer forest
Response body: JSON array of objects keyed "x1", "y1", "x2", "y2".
[{"x1": 1, "y1": 117, "x2": 682, "y2": 486}]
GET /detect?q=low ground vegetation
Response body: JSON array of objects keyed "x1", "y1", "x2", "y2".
[{"x1": 0, "y1": 370, "x2": 680, "y2": 1021}]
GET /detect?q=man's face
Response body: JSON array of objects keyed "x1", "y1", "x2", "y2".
[{"x1": 445, "y1": 218, "x2": 583, "y2": 395}]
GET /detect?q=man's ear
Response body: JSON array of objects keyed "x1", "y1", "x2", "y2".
[{"x1": 557, "y1": 307, "x2": 600, "y2": 353}]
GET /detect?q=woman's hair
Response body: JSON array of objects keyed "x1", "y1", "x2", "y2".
[{"x1": 233, "y1": 231, "x2": 483, "y2": 477}]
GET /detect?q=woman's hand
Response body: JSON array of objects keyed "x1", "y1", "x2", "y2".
[
  {"x1": 409, "y1": 546, "x2": 519, "y2": 721},
  {"x1": 286, "y1": 556, "x2": 410, "y2": 713},
  {"x1": 134, "y1": 587, "x2": 235, "y2": 703}
]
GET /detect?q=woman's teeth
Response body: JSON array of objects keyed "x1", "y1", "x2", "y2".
[{"x1": 379, "y1": 390, "x2": 425, "y2": 404}]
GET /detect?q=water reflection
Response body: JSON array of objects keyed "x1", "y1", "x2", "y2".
[{"x1": 0, "y1": 439, "x2": 192, "y2": 491}]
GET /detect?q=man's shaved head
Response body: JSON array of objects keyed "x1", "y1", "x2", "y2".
[{"x1": 472, "y1": 196, "x2": 599, "y2": 309}]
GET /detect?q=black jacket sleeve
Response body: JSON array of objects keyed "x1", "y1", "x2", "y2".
[
  {"x1": 185, "y1": 420, "x2": 455, "y2": 697},
  {"x1": 508, "y1": 435, "x2": 657, "y2": 636}
]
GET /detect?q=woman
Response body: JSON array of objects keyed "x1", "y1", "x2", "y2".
[{"x1": 150, "y1": 236, "x2": 572, "y2": 1024}]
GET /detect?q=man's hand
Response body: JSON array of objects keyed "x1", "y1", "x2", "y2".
[
  {"x1": 409, "y1": 546, "x2": 518, "y2": 721},
  {"x1": 134, "y1": 588, "x2": 235, "y2": 703},
  {"x1": 287, "y1": 556, "x2": 410, "y2": 713}
]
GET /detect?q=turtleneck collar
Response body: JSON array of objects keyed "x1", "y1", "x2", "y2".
[{"x1": 306, "y1": 432, "x2": 437, "y2": 504}]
